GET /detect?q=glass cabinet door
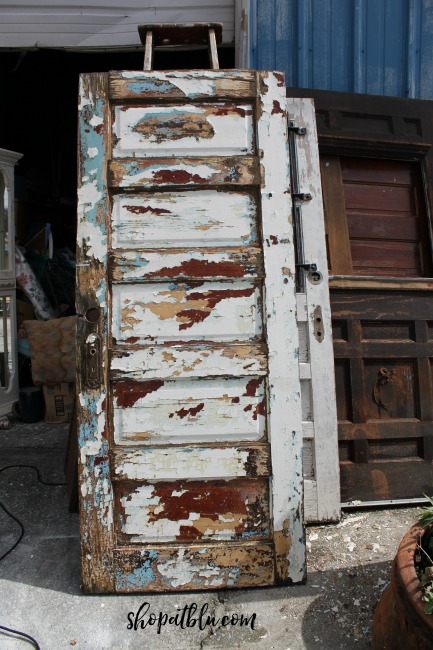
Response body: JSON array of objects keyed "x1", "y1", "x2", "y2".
[{"x1": 0, "y1": 149, "x2": 23, "y2": 416}]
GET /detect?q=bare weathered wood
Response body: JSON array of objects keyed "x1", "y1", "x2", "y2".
[
  {"x1": 340, "y1": 460, "x2": 433, "y2": 503},
  {"x1": 143, "y1": 28, "x2": 153, "y2": 71},
  {"x1": 320, "y1": 156, "x2": 353, "y2": 275},
  {"x1": 108, "y1": 71, "x2": 256, "y2": 101},
  {"x1": 109, "y1": 248, "x2": 263, "y2": 282},
  {"x1": 330, "y1": 277, "x2": 433, "y2": 290},
  {"x1": 114, "y1": 543, "x2": 274, "y2": 592},
  {"x1": 77, "y1": 72, "x2": 114, "y2": 593},
  {"x1": 208, "y1": 27, "x2": 219, "y2": 69}
]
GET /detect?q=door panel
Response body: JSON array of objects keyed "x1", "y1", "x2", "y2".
[
  {"x1": 111, "y1": 280, "x2": 262, "y2": 343},
  {"x1": 111, "y1": 190, "x2": 258, "y2": 249},
  {"x1": 332, "y1": 290, "x2": 433, "y2": 502},
  {"x1": 112, "y1": 103, "x2": 255, "y2": 157},
  {"x1": 77, "y1": 70, "x2": 305, "y2": 592}
]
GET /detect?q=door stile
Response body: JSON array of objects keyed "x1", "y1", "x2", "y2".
[
  {"x1": 77, "y1": 73, "x2": 115, "y2": 592},
  {"x1": 286, "y1": 98, "x2": 340, "y2": 523},
  {"x1": 257, "y1": 72, "x2": 305, "y2": 583}
]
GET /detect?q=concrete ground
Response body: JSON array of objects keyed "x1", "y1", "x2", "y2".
[{"x1": 0, "y1": 421, "x2": 425, "y2": 650}]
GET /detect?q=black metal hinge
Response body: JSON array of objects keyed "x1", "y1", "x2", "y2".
[{"x1": 288, "y1": 121, "x2": 307, "y2": 136}]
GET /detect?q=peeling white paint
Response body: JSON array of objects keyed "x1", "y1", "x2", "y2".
[
  {"x1": 113, "y1": 446, "x2": 257, "y2": 481},
  {"x1": 90, "y1": 115, "x2": 104, "y2": 128},
  {"x1": 110, "y1": 345, "x2": 266, "y2": 380},
  {"x1": 113, "y1": 104, "x2": 254, "y2": 158},
  {"x1": 77, "y1": 219, "x2": 107, "y2": 263},
  {"x1": 157, "y1": 549, "x2": 224, "y2": 588},
  {"x1": 112, "y1": 281, "x2": 261, "y2": 343},
  {"x1": 111, "y1": 190, "x2": 256, "y2": 249}
]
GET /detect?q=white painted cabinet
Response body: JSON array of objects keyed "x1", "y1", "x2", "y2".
[{"x1": 0, "y1": 149, "x2": 22, "y2": 416}]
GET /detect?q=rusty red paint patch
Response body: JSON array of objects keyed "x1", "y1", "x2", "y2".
[
  {"x1": 94, "y1": 455, "x2": 109, "y2": 466},
  {"x1": 93, "y1": 124, "x2": 104, "y2": 134},
  {"x1": 212, "y1": 104, "x2": 253, "y2": 118},
  {"x1": 124, "y1": 336, "x2": 139, "y2": 344},
  {"x1": 244, "y1": 377, "x2": 264, "y2": 397},
  {"x1": 156, "y1": 259, "x2": 245, "y2": 279},
  {"x1": 118, "y1": 479, "x2": 267, "y2": 542},
  {"x1": 114, "y1": 380, "x2": 164, "y2": 408},
  {"x1": 252, "y1": 399, "x2": 266, "y2": 421},
  {"x1": 270, "y1": 235, "x2": 278, "y2": 245},
  {"x1": 187, "y1": 286, "x2": 255, "y2": 308},
  {"x1": 271, "y1": 100, "x2": 284, "y2": 115},
  {"x1": 178, "y1": 286, "x2": 256, "y2": 331},
  {"x1": 178, "y1": 309, "x2": 209, "y2": 330},
  {"x1": 232, "y1": 396, "x2": 240, "y2": 404},
  {"x1": 275, "y1": 72, "x2": 285, "y2": 86},
  {"x1": 169, "y1": 403, "x2": 205, "y2": 419},
  {"x1": 124, "y1": 205, "x2": 171, "y2": 216},
  {"x1": 152, "y1": 169, "x2": 207, "y2": 185}
]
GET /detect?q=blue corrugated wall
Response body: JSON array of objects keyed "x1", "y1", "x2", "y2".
[{"x1": 250, "y1": 0, "x2": 433, "y2": 99}]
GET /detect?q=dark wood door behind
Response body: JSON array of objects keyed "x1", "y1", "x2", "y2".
[
  {"x1": 332, "y1": 290, "x2": 433, "y2": 502},
  {"x1": 286, "y1": 88, "x2": 433, "y2": 503}
]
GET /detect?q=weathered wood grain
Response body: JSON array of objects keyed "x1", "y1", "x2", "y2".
[
  {"x1": 77, "y1": 72, "x2": 115, "y2": 593},
  {"x1": 108, "y1": 156, "x2": 259, "y2": 188},
  {"x1": 109, "y1": 70, "x2": 256, "y2": 101},
  {"x1": 114, "y1": 543, "x2": 275, "y2": 592},
  {"x1": 109, "y1": 248, "x2": 263, "y2": 281}
]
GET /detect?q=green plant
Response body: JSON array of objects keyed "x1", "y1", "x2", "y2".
[{"x1": 415, "y1": 496, "x2": 433, "y2": 614}]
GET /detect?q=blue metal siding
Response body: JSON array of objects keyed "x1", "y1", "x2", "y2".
[{"x1": 251, "y1": 0, "x2": 433, "y2": 99}]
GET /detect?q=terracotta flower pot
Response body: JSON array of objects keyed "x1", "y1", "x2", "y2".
[{"x1": 372, "y1": 523, "x2": 433, "y2": 649}]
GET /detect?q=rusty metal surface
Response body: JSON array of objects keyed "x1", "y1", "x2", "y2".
[{"x1": 77, "y1": 69, "x2": 305, "y2": 592}]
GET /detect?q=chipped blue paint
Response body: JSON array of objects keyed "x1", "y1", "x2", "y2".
[
  {"x1": 116, "y1": 557, "x2": 157, "y2": 590},
  {"x1": 127, "y1": 80, "x2": 180, "y2": 95}
]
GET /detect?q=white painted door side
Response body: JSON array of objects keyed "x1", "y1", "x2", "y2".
[{"x1": 287, "y1": 98, "x2": 341, "y2": 523}]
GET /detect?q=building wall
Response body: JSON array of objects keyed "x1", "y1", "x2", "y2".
[
  {"x1": 250, "y1": 0, "x2": 433, "y2": 99},
  {"x1": 0, "y1": 0, "x2": 235, "y2": 50}
]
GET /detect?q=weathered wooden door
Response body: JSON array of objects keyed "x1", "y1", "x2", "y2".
[
  {"x1": 77, "y1": 70, "x2": 305, "y2": 592},
  {"x1": 287, "y1": 88, "x2": 433, "y2": 505}
]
